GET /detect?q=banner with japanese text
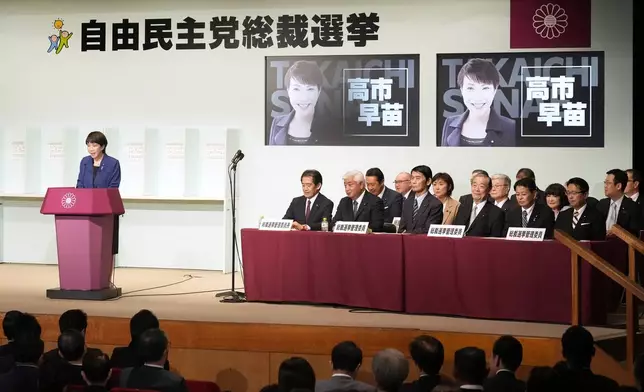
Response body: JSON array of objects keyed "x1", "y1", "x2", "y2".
[
  {"x1": 436, "y1": 51, "x2": 604, "y2": 148},
  {"x1": 265, "y1": 54, "x2": 420, "y2": 146}
]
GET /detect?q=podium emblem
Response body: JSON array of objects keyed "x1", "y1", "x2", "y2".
[{"x1": 61, "y1": 192, "x2": 77, "y2": 209}]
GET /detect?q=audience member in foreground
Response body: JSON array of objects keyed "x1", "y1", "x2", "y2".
[
  {"x1": 120, "y1": 328, "x2": 188, "y2": 392},
  {"x1": 0, "y1": 335, "x2": 44, "y2": 392},
  {"x1": 40, "y1": 329, "x2": 86, "y2": 392},
  {"x1": 42, "y1": 309, "x2": 100, "y2": 366},
  {"x1": 503, "y1": 178, "x2": 555, "y2": 238},
  {"x1": 401, "y1": 335, "x2": 450, "y2": 392},
  {"x1": 398, "y1": 165, "x2": 443, "y2": 234},
  {"x1": 598, "y1": 169, "x2": 643, "y2": 236},
  {"x1": 81, "y1": 350, "x2": 112, "y2": 392},
  {"x1": 332, "y1": 170, "x2": 385, "y2": 232},
  {"x1": 431, "y1": 173, "x2": 460, "y2": 225},
  {"x1": 0, "y1": 310, "x2": 22, "y2": 357},
  {"x1": 284, "y1": 169, "x2": 334, "y2": 231},
  {"x1": 0, "y1": 312, "x2": 42, "y2": 373},
  {"x1": 453, "y1": 172, "x2": 504, "y2": 237},
  {"x1": 525, "y1": 366, "x2": 559, "y2": 392},
  {"x1": 453, "y1": 347, "x2": 488, "y2": 391},
  {"x1": 111, "y1": 309, "x2": 170, "y2": 370},
  {"x1": 555, "y1": 177, "x2": 606, "y2": 241},
  {"x1": 278, "y1": 357, "x2": 316, "y2": 392},
  {"x1": 484, "y1": 335, "x2": 525, "y2": 392},
  {"x1": 315, "y1": 341, "x2": 372, "y2": 392},
  {"x1": 372, "y1": 349, "x2": 409, "y2": 392}
]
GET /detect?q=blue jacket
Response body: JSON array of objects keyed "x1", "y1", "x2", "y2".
[{"x1": 76, "y1": 154, "x2": 121, "y2": 188}]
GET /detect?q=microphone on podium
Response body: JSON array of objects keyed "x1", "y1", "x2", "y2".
[{"x1": 231, "y1": 149, "x2": 245, "y2": 165}]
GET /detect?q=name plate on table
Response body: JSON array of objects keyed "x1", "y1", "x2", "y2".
[
  {"x1": 259, "y1": 219, "x2": 293, "y2": 231},
  {"x1": 428, "y1": 224, "x2": 466, "y2": 238},
  {"x1": 505, "y1": 227, "x2": 546, "y2": 241},
  {"x1": 334, "y1": 221, "x2": 369, "y2": 234}
]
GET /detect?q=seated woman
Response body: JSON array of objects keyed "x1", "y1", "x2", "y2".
[
  {"x1": 545, "y1": 183, "x2": 570, "y2": 221},
  {"x1": 431, "y1": 172, "x2": 460, "y2": 225}
]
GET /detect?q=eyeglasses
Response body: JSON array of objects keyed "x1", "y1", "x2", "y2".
[{"x1": 393, "y1": 180, "x2": 410, "y2": 184}]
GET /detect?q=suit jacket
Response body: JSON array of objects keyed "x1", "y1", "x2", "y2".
[
  {"x1": 441, "y1": 109, "x2": 516, "y2": 147},
  {"x1": 332, "y1": 191, "x2": 385, "y2": 232},
  {"x1": 121, "y1": 365, "x2": 188, "y2": 392},
  {"x1": 111, "y1": 344, "x2": 170, "y2": 370},
  {"x1": 483, "y1": 371, "x2": 526, "y2": 392},
  {"x1": 398, "y1": 192, "x2": 443, "y2": 234},
  {"x1": 494, "y1": 198, "x2": 517, "y2": 213},
  {"x1": 596, "y1": 196, "x2": 643, "y2": 236},
  {"x1": 283, "y1": 193, "x2": 334, "y2": 231},
  {"x1": 381, "y1": 187, "x2": 403, "y2": 223},
  {"x1": 458, "y1": 193, "x2": 493, "y2": 206},
  {"x1": 442, "y1": 197, "x2": 460, "y2": 225},
  {"x1": 453, "y1": 200, "x2": 505, "y2": 237},
  {"x1": 0, "y1": 342, "x2": 13, "y2": 357},
  {"x1": 400, "y1": 374, "x2": 443, "y2": 392},
  {"x1": 315, "y1": 375, "x2": 376, "y2": 392},
  {"x1": 503, "y1": 203, "x2": 555, "y2": 239},
  {"x1": 0, "y1": 364, "x2": 39, "y2": 392},
  {"x1": 39, "y1": 359, "x2": 84, "y2": 392},
  {"x1": 555, "y1": 205, "x2": 606, "y2": 241},
  {"x1": 510, "y1": 189, "x2": 546, "y2": 205},
  {"x1": 76, "y1": 154, "x2": 121, "y2": 189}
]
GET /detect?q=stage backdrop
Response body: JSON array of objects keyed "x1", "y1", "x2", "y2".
[
  {"x1": 436, "y1": 51, "x2": 604, "y2": 148},
  {"x1": 265, "y1": 54, "x2": 420, "y2": 146}
]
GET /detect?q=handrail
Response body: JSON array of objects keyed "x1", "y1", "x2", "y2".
[
  {"x1": 611, "y1": 225, "x2": 644, "y2": 255},
  {"x1": 554, "y1": 230, "x2": 644, "y2": 301}
]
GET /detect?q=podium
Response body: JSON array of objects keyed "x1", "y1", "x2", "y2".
[{"x1": 40, "y1": 187, "x2": 125, "y2": 300}]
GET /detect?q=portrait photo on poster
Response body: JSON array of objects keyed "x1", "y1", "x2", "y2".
[
  {"x1": 265, "y1": 54, "x2": 420, "y2": 146},
  {"x1": 435, "y1": 51, "x2": 604, "y2": 148}
]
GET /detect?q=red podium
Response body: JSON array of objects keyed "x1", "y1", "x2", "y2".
[{"x1": 40, "y1": 187, "x2": 125, "y2": 300}]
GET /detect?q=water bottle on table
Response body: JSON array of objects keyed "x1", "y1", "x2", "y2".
[{"x1": 321, "y1": 217, "x2": 329, "y2": 232}]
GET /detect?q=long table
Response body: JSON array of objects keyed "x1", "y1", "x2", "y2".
[{"x1": 241, "y1": 229, "x2": 628, "y2": 324}]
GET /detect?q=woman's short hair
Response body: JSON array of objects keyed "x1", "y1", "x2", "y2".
[
  {"x1": 545, "y1": 183, "x2": 569, "y2": 208},
  {"x1": 85, "y1": 131, "x2": 108, "y2": 153},
  {"x1": 431, "y1": 172, "x2": 454, "y2": 196},
  {"x1": 284, "y1": 61, "x2": 324, "y2": 90},
  {"x1": 457, "y1": 58, "x2": 501, "y2": 89}
]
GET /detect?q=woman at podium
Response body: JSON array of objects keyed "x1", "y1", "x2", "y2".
[{"x1": 76, "y1": 131, "x2": 122, "y2": 254}]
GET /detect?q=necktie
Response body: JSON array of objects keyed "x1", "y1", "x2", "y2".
[
  {"x1": 521, "y1": 210, "x2": 528, "y2": 227},
  {"x1": 352, "y1": 200, "x2": 358, "y2": 218},
  {"x1": 412, "y1": 198, "x2": 419, "y2": 223},
  {"x1": 606, "y1": 202, "x2": 618, "y2": 230},
  {"x1": 305, "y1": 199, "x2": 311, "y2": 222},
  {"x1": 468, "y1": 203, "x2": 477, "y2": 229},
  {"x1": 572, "y1": 210, "x2": 579, "y2": 229}
]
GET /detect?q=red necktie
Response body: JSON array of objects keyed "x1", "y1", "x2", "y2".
[{"x1": 305, "y1": 199, "x2": 311, "y2": 222}]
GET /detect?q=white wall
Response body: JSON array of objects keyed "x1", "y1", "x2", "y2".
[{"x1": 0, "y1": 0, "x2": 633, "y2": 268}]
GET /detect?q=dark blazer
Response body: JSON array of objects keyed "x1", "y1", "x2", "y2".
[
  {"x1": 503, "y1": 203, "x2": 555, "y2": 239},
  {"x1": 555, "y1": 205, "x2": 606, "y2": 241},
  {"x1": 332, "y1": 191, "x2": 385, "y2": 232},
  {"x1": 510, "y1": 189, "x2": 547, "y2": 205},
  {"x1": 496, "y1": 198, "x2": 517, "y2": 213},
  {"x1": 596, "y1": 196, "x2": 643, "y2": 236},
  {"x1": 453, "y1": 201, "x2": 505, "y2": 237},
  {"x1": 111, "y1": 344, "x2": 170, "y2": 370},
  {"x1": 76, "y1": 154, "x2": 121, "y2": 189},
  {"x1": 283, "y1": 193, "x2": 334, "y2": 231},
  {"x1": 483, "y1": 371, "x2": 526, "y2": 392},
  {"x1": 398, "y1": 192, "x2": 443, "y2": 234},
  {"x1": 315, "y1": 376, "x2": 376, "y2": 392},
  {"x1": 0, "y1": 364, "x2": 39, "y2": 392},
  {"x1": 441, "y1": 109, "x2": 516, "y2": 147},
  {"x1": 400, "y1": 374, "x2": 443, "y2": 392},
  {"x1": 39, "y1": 360, "x2": 84, "y2": 392},
  {"x1": 381, "y1": 187, "x2": 403, "y2": 223},
  {"x1": 120, "y1": 364, "x2": 188, "y2": 392},
  {"x1": 458, "y1": 193, "x2": 493, "y2": 206},
  {"x1": 0, "y1": 342, "x2": 13, "y2": 357}
]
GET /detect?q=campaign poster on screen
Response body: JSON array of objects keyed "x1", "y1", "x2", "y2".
[
  {"x1": 265, "y1": 54, "x2": 420, "y2": 146},
  {"x1": 436, "y1": 51, "x2": 604, "y2": 148}
]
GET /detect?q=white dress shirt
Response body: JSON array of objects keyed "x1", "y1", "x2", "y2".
[
  {"x1": 573, "y1": 204, "x2": 587, "y2": 219},
  {"x1": 522, "y1": 203, "x2": 536, "y2": 222},
  {"x1": 306, "y1": 193, "x2": 319, "y2": 215},
  {"x1": 630, "y1": 192, "x2": 640, "y2": 203},
  {"x1": 414, "y1": 191, "x2": 428, "y2": 207},
  {"x1": 378, "y1": 188, "x2": 385, "y2": 199},
  {"x1": 472, "y1": 200, "x2": 487, "y2": 218},
  {"x1": 494, "y1": 198, "x2": 509, "y2": 208},
  {"x1": 403, "y1": 190, "x2": 412, "y2": 200},
  {"x1": 353, "y1": 191, "x2": 365, "y2": 209},
  {"x1": 606, "y1": 195, "x2": 624, "y2": 230}
]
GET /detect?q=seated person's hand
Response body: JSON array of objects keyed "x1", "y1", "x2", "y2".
[{"x1": 292, "y1": 222, "x2": 304, "y2": 231}]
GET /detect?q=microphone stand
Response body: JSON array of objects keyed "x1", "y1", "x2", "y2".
[{"x1": 216, "y1": 156, "x2": 246, "y2": 303}]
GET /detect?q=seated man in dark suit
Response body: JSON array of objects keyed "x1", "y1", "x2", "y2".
[
  {"x1": 453, "y1": 347, "x2": 487, "y2": 392},
  {"x1": 315, "y1": 341, "x2": 373, "y2": 392},
  {"x1": 39, "y1": 329, "x2": 86, "y2": 392},
  {"x1": 510, "y1": 168, "x2": 546, "y2": 205},
  {"x1": 458, "y1": 169, "x2": 491, "y2": 206},
  {"x1": 120, "y1": 328, "x2": 188, "y2": 392},
  {"x1": 365, "y1": 167, "x2": 403, "y2": 224},
  {"x1": 401, "y1": 335, "x2": 450, "y2": 392},
  {"x1": 111, "y1": 309, "x2": 170, "y2": 370},
  {"x1": 626, "y1": 169, "x2": 642, "y2": 206},
  {"x1": 484, "y1": 336, "x2": 525, "y2": 392},
  {"x1": 332, "y1": 170, "x2": 385, "y2": 232},
  {"x1": 0, "y1": 310, "x2": 22, "y2": 357},
  {"x1": 0, "y1": 336, "x2": 44, "y2": 392},
  {"x1": 597, "y1": 169, "x2": 643, "y2": 236},
  {"x1": 42, "y1": 309, "x2": 101, "y2": 366},
  {"x1": 283, "y1": 169, "x2": 334, "y2": 231},
  {"x1": 503, "y1": 178, "x2": 555, "y2": 238},
  {"x1": 81, "y1": 350, "x2": 112, "y2": 392},
  {"x1": 555, "y1": 177, "x2": 605, "y2": 241},
  {"x1": 453, "y1": 172, "x2": 504, "y2": 237},
  {"x1": 398, "y1": 165, "x2": 443, "y2": 234},
  {"x1": 0, "y1": 312, "x2": 42, "y2": 374},
  {"x1": 372, "y1": 349, "x2": 409, "y2": 392}
]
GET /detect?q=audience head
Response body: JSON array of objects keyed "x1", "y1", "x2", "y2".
[
  {"x1": 57, "y1": 329, "x2": 86, "y2": 362},
  {"x1": 82, "y1": 349, "x2": 112, "y2": 386},
  {"x1": 130, "y1": 309, "x2": 160, "y2": 343},
  {"x1": 432, "y1": 173, "x2": 454, "y2": 200},
  {"x1": 625, "y1": 169, "x2": 641, "y2": 197},
  {"x1": 372, "y1": 348, "x2": 409, "y2": 392},
  {"x1": 490, "y1": 174, "x2": 511, "y2": 201},
  {"x1": 14, "y1": 312, "x2": 42, "y2": 340},
  {"x1": 137, "y1": 328, "x2": 169, "y2": 364},
  {"x1": 514, "y1": 178, "x2": 537, "y2": 208},
  {"x1": 604, "y1": 169, "x2": 628, "y2": 199},
  {"x1": 394, "y1": 172, "x2": 412, "y2": 195},
  {"x1": 343, "y1": 170, "x2": 365, "y2": 200},
  {"x1": 330, "y1": 341, "x2": 363, "y2": 375},
  {"x1": 409, "y1": 335, "x2": 444, "y2": 376},
  {"x1": 454, "y1": 347, "x2": 488, "y2": 386},
  {"x1": 59, "y1": 309, "x2": 88, "y2": 335},
  {"x1": 491, "y1": 335, "x2": 523, "y2": 373},
  {"x1": 410, "y1": 165, "x2": 432, "y2": 195},
  {"x1": 471, "y1": 172, "x2": 492, "y2": 202},
  {"x1": 12, "y1": 336, "x2": 44, "y2": 364},
  {"x1": 561, "y1": 325, "x2": 595, "y2": 369},
  {"x1": 526, "y1": 366, "x2": 559, "y2": 392},
  {"x1": 300, "y1": 170, "x2": 323, "y2": 199},
  {"x1": 545, "y1": 183, "x2": 569, "y2": 211},
  {"x1": 565, "y1": 177, "x2": 590, "y2": 209},
  {"x1": 471, "y1": 169, "x2": 489, "y2": 178},
  {"x1": 366, "y1": 168, "x2": 386, "y2": 196},
  {"x1": 516, "y1": 168, "x2": 536, "y2": 182},
  {"x1": 2, "y1": 310, "x2": 23, "y2": 340},
  {"x1": 278, "y1": 357, "x2": 316, "y2": 392}
]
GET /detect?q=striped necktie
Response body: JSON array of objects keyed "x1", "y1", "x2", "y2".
[
  {"x1": 572, "y1": 210, "x2": 579, "y2": 229},
  {"x1": 412, "y1": 198, "x2": 419, "y2": 223},
  {"x1": 352, "y1": 200, "x2": 358, "y2": 218},
  {"x1": 521, "y1": 210, "x2": 528, "y2": 228}
]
